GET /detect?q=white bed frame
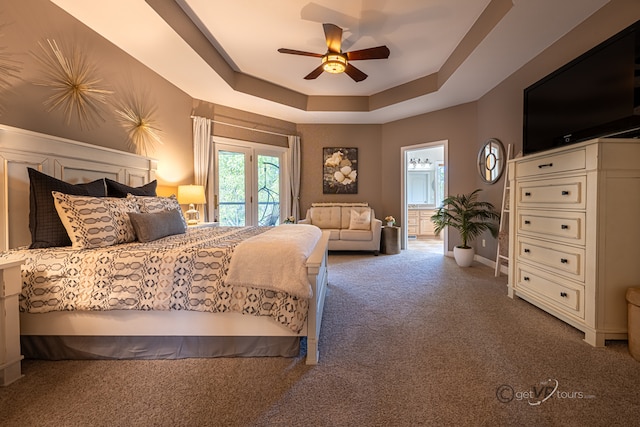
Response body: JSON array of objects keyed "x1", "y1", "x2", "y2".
[{"x1": 0, "y1": 125, "x2": 329, "y2": 365}]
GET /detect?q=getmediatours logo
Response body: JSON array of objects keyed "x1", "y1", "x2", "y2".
[{"x1": 496, "y1": 379, "x2": 596, "y2": 405}]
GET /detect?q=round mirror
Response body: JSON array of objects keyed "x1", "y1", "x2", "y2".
[{"x1": 477, "y1": 138, "x2": 506, "y2": 184}]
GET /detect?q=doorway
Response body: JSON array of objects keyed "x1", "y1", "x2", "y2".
[
  {"x1": 401, "y1": 141, "x2": 448, "y2": 252},
  {"x1": 212, "y1": 137, "x2": 289, "y2": 226}
]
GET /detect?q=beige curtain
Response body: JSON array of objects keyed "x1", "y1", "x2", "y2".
[
  {"x1": 288, "y1": 135, "x2": 301, "y2": 220},
  {"x1": 192, "y1": 116, "x2": 211, "y2": 221}
]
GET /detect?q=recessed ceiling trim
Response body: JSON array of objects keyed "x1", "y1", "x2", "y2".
[
  {"x1": 370, "y1": 73, "x2": 439, "y2": 110},
  {"x1": 146, "y1": 0, "x2": 235, "y2": 85},
  {"x1": 145, "y1": 0, "x2": 509, "y2": 114},
  {"x1": 439, "y1": 0, "x2": 513, "y2": 86},
  {"x1": 306, "y1": 96, "x2": 370, "y2": 112}
]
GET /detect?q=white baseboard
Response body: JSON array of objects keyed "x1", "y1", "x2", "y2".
[{"x1": 444, "y1": 251, "x2": 509, "y2": 275}]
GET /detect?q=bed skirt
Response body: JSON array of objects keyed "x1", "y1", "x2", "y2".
[{"x1": 21, "y1": 336, "x2": 302, "y2": 360}]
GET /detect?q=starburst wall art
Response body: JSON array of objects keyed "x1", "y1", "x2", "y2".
[
  {"x1": 32, "y1": 39, "x2": 112, "y2": 129},
  {"x1": 113, "y1": 92, "x2": 163, "y2": 156},
  {"x1": 0, "y1": 22, "x2": 22, "y2": 115}
]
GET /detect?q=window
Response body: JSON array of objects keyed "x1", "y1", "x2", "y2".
[{"x1": 212, "y1": 138, "x2": 289, "y2": 226}]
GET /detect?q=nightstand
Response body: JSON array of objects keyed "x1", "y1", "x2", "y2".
[
  {"x1": 0, "y1": 259, "x2": 24, "y2": 386},
  {"x1": 381, "y1": 226, "x2": 401, "y2": 255}
]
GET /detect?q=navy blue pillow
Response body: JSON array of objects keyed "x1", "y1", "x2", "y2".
[
  {"x1": 105, "y1": 178, "x2": 157, "y2": 198},
  {"x1": 28, "y1": 168, "x2": 106, "y2": 248}
]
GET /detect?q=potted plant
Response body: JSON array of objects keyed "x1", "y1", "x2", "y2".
[{"x1": 430, "y1": 189, "x2": 500, "y2": 267}]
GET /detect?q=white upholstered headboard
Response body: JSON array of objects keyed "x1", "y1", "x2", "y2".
[{"x1": 0, "y1": 125, "x2": 157, "y2": 250}]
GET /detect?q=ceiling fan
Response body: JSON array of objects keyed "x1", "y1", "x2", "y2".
[{"x1": 277, "y1": 23, "x2": 390, "y2": 82}]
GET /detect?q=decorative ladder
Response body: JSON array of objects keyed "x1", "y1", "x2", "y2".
[{"x1": 495, "y1": 143, "x2": 512, "y2": 277}]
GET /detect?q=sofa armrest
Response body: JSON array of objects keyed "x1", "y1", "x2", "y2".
[
  {"x1": 299, "y1": 218, "x2": 311, "y2": 225},
  {"x1": 371, "y1": 217, "x2": 382, "y2": 236}
]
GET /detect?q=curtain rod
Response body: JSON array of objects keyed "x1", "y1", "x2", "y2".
[{"x1": 191, "y1": 116, "x2": 292, "y2": 138}]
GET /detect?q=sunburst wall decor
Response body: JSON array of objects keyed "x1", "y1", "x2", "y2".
[
  {"x1": 32, "y1": 39, "x2": 112, "y2": 129},
  {"x1": 113, "y1": 93, "x2": 163, "y2": 156},
  {"x1": 0, "y1": 23, "x2": 22, "y2": 114},
  {"x1": 0, "y1": 45, "x2": 21, "y2": 89}
]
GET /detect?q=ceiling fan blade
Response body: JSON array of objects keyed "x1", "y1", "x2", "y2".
[
  {"x1": 323, "y1": 23, "x2": 343, "y2": 53},
  {"x1": 344, "y1": 63, "x2": 367, "y2": 82},
  {"x1": 304, "y1": 65, "x2": 325, "y2": 80},
  {"x1": 278, "y1": 48, "x2": 324, "y2": 58},
  {"x1": 346, "y1": 46, "x2": 390, "y2": 61}
]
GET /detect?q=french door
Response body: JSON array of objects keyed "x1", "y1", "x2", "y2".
[{"x1": 212, "y1": 139, "x2": 288, "y2": 226}]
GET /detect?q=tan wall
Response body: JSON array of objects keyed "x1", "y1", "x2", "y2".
[
  {"x1": 296, "y1": 124, "x2": 383, "y2": 216},
  {"x1": 0, "y1": 0, "x2": 194, "y2": 186},
  {"x1": 192, "y1": 102, "x2": 296, "y2": 148},
  {"x1": 0, "y1": 0, "x2": 298, "y2": 189},
  {"x1": 379, "y1": 0, "x2": 640, "y2": 258},
  {"x1": 470, "y1": 0, "x2": 640, "y2": 259},
  {"x1": 381, "y1": 102, "x2": 478, "y2": 249}
]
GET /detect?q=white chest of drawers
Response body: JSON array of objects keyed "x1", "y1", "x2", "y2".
[{"x1": 508, "y1": 138, "x2": 640, "y2": 346}]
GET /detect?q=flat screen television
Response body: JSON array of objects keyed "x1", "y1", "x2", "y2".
[{"x1": 523, "y1": 19, "x2": 640, "y2": 155}]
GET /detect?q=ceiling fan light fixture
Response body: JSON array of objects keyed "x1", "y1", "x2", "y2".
[{"x1": 322, "y1": 53, "x2": 347, "y2": 74}]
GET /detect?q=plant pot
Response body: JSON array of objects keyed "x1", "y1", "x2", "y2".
[
  {"x1": 386, "y1": 222, "x2": 394, "y2": 227},
  {"x1": 453, "y1": 246, "x2": 475, "y2": 267}
]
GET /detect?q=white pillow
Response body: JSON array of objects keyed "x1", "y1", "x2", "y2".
[
  {"x1": 52, "y1": 192, "x2": 139, "y2": 249},
  {"x1": 349, "y1": 209, "x2": 371, "y2": 230}
]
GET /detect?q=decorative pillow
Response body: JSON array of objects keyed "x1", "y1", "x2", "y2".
[
  {"x1": 128, "y1": 209, "x2": 187, "y2": 243},
  {"x1": 27, "y1": 168, "x2": 106, "y2": 248},
  {"x1": 52, "y1": 192, "x2": 139, "y2": 249},
  {"x1": 349, "y1": 208, "x2": 371, "y2": 230},
  {"x1": 105, "y1": 178, "x2": 157, "y2": 197},
  {"x1": 128, "y1": 194, "x2": 188, "y2": 229}
]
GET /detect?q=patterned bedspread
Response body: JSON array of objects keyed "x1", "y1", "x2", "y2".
[{"x1": 0, "y1": 226, "x2": 310, "y2": 333}]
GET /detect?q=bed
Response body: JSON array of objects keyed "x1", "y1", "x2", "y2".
[{"x1": 0, "y1": 124, "x2": 329, "y2": 365}]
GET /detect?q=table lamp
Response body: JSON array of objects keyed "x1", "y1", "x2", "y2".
[{"x1": 177, "y1": 185, "x2": 206, "y2": 225}]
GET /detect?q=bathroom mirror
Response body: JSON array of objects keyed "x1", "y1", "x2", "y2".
[{"x1": 477, "y1": 138, "x2": 505, "y2": 184}]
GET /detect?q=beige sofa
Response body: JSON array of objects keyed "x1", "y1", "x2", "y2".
[{"x1": 299, "y1": 204, "x2": 382, "y2": 255}]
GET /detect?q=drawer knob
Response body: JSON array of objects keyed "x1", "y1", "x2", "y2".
[
  {"x1": 538, "y1": 163, "x2": 554, "y2": 169},
  {"x1": 525, "y1": 192, "x2": 531, "y2": 196},
  {"x1": 524, "y1": 248, "x2": 531, "y2": 253},
  {"x1": 523, "y1": 276, "x2": 530, "y2": 281},
  {"x1": 524, "y1": 220, "x2": 531, "y2": 225},
  {"x1": 561, "y1": 190, "x2": 570, "y2": 196},
  {"x1": 561, "y1": 224, "x2": 569, "y2": 229},
  {"x1": 560, "y1": 292, "x2": 568, "y2": 298},
  {"x1": 560, "y1": 258, "x2": 568, "y2": 264}
]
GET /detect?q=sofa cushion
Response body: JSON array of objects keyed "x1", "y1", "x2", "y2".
[
  {"x1": 349, "y1": 208, "x2": 371, "y2": 230},
  {"x1": 340, "y1": 229, "x2": 374, "y2": 241},
  {"x1": 310, "y1": 206, "x2": 341, "y2": 229},
  {"x1": 341, "y1": 206, "x2": 371, "y2": 229},
  {"x1": 326, "y1": 229, "x2": 341, "y2": 240}
]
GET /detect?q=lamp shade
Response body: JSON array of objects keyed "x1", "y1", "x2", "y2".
[
  {"x1": 177, "y1": 185, "x2": 206, "y2": 205},
  {"x1": 322, "y1": 53, "x2": 347, "y2": 74}
]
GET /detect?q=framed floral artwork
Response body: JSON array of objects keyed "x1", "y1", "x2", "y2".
[{"x1": 323, "y1": 147, "x2": 358, "y2": 194}]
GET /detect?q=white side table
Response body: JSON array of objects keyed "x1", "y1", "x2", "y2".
[{"x1": 0, "y1": 259, "x2": 24, "y2": 386}]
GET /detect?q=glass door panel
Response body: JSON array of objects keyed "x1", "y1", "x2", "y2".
[
  {"x1": 213, "y1": 140, "x2": 288, "y2": 227},
  {"x1": 257, "y1": 154, "x2": 280, "y2": 226},
  {"x1": 217, "y1": 149, "x2": 249, "y2": 226}
]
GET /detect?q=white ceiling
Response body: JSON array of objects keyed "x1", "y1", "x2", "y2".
[{"x1": 51, "y1": 0, "x2": 610, "y2": 124}]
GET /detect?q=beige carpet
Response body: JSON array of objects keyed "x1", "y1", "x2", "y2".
[{"x1": 1, "y1": 249, "x2": 638, "y2": 426}]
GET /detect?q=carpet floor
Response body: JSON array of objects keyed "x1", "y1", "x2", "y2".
[{"x1": 1, "y1": 248, "x2": 638, "y2": 426}]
